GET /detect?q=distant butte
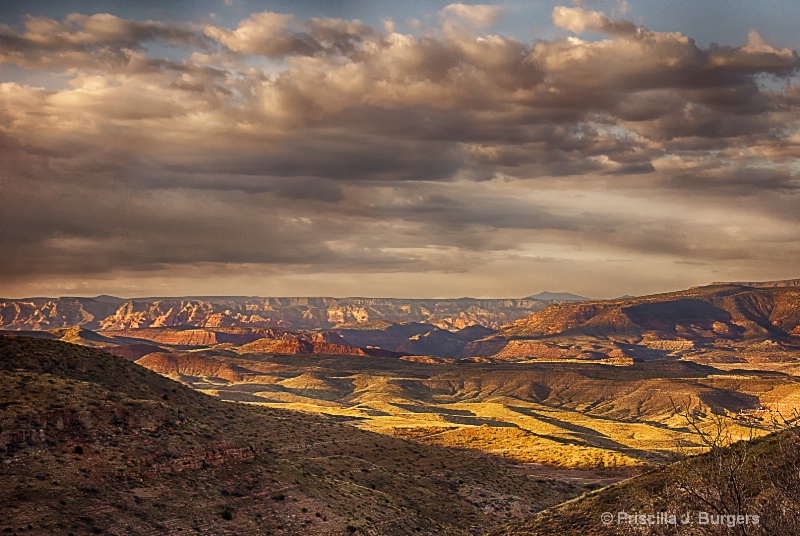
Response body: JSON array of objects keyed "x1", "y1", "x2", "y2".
[{"x1": 526, "y1": 291, "x2": 590, "y2": 302}]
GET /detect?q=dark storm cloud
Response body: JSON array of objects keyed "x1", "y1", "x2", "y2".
[
  {"x1": 132, "y1": 171, "x2": 346, "y2": 201},
  {"x1": 350, "y1": 188, "x2": 578, "y2": 233},
  {"x1": 1, "y1": 5, "x2": 799, "y2": 293},
  {"x1": 159, "y1": 133, "x2": 464, "y2": 182},
  {"x1": 0, "y1": 157, "x2": 421, "y2": 280},
  {"x1": 668, "y1": 166, "x2": 799, "y2": 196}
]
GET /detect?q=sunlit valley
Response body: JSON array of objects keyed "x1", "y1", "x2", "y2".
[{"x1": 8, "y1": 281, "x2": 800, "y2": 474}]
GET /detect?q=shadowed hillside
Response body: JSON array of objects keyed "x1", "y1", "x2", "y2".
[
  {"x1": 467, "y1": 284, "x2": 800, "y2": 364},
  {"x1": 502, "y1": 284, "x2": 800, "y2": 340},
  {"x1": 0, "y1": 335, "x2": 586, "y2": 535},
  {"x1": 488, "y1": 424, "x2": 800, "y2": 535}
]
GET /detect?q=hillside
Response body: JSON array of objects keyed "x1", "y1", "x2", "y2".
[
  {"x1": 0, "y1": 335, "x2": 587, "y2": 535},
  {"x1": 466, "y1": 284, "x2": 800, "y2": 364},
  {"x1": 710, "y1": 278, "x2": 800, "y2": 288},
  {"x1": 489, "y1": 425, "x2": 800, "y2": 535},
  {"x1": 502, "y1": 284, "x2": 800, "y2": 340}
]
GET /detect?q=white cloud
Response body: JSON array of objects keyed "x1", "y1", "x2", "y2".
[{"x1": 552, "y1": 6, "x2": 636, "y2": 36}]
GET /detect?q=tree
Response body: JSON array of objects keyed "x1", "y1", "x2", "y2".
[
  {"x1": 668, "y1": 397, "x2": 756, "y2": 535},
  {"x1": 654, "y1": 397, "x2": 800, "y2": 536}
]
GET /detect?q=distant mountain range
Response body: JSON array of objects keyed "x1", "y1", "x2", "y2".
[
  {"x1": 4, "y1": 280, "x2": 799, "y2": 365},
  {"x1": 710, "y1": 278, "x2": 800, "y2": 288},
  {"x1": 0, "y1": 295, "x2": 558, "y2": 331}
]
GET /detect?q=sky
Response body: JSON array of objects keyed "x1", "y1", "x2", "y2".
[{"x1": 1, "y1": 1, "x2": 799, "y2": 299}]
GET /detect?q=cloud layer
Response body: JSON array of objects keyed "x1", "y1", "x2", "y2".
[{"x1": 1, "y1": 5, "x2": 798, "y2": 298}]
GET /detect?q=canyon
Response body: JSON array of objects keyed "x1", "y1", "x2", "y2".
[{"x1": 3, "y1": 279, "x2": 800, "y2": 534}]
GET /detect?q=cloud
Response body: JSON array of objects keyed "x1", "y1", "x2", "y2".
[
  {"x1": 439, "y1": 3, "x2": 503, "y2": 35},
  {"x1": 0, "y1": 13, "x2": 204, "y2": 71},
  {"x1": 552, "y1": 6, "x2": 637, "y2": 36},
  {"x1": 203, "y1": 12, "x2": 377, "y2": 58},
  {"x1": 1, "y1": 6, "x2": 799, "y2": 296}
]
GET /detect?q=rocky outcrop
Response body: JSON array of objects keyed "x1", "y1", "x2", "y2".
[
  {"x1": 136, "y1": 353, "x2": 248, "y2": 381},
  {"x1": 104, "y1": 344, "x2": 162, "y2": 361},
  {"x1": 237, "y1": 331, "x2": 370, "y2": 356},
  {"x1": 0, "y1": 298, "x2": 118, "y2": 331},
  {"x1": 149, "y1": 445, "x2": 256, "y2": 475},
  {"x1": 238, "y1": 337, "x2": 315, "y2": 354},
  {"x1": 0, "y1": 400, "x2": 180, "y2": 455},
  {"x1": 151, "y1": 329, "x2": 220, "y2": 346}
]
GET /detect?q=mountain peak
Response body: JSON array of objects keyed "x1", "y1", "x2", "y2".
[
  {"x1": 527, "y1": 291, "x2": 589, "y2": 302},
  {"x1": 93, "y1": 294, "x2": 124, "y2": 303}
]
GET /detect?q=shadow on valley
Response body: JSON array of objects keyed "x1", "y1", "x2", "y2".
[{"x1": 507, "y1": 406, "x2": 659, "y2": 463}]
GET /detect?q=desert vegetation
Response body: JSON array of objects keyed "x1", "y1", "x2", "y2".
[
  {"x1": 0, "y1": 336, "x2": 588, "y2": 534},
  {"x1": 490, "y1": 402, "x2": 800, "y2": 535}
]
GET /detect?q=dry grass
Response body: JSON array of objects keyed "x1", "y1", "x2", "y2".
[{"x1": 181, "y1": 353, "x2": 792, "y2": 470}]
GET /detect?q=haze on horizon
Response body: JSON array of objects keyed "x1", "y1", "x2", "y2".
[{"x1": 1, "y1": 1, "x2": 799, "y2": 300}]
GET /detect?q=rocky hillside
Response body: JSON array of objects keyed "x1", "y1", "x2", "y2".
[
  {"x1": 0, "y1": 296, "x2": 549, "y2": 331},
  {"x1": 6, "y1": 282, "x2": 799, "y2": 365},
  {"x1": 0, "y1": 335, "x2": 586, "y2": 535},
  {"x1": 502, "y1": 284, "x2": 800, "y2": 341},
  {"x1": 489, "y1": 425, "x2": 800, "y2": 535},
  {"x1": 101, "y1": 327, "x2": 402, "y2": 358},
  {"x1": 449, "y1": 284, "x2": 800, "y2": 363}
]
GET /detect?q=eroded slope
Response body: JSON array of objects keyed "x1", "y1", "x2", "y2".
[{"x1": 0, "y1": 336, "x2": 586, "y2": 535}]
